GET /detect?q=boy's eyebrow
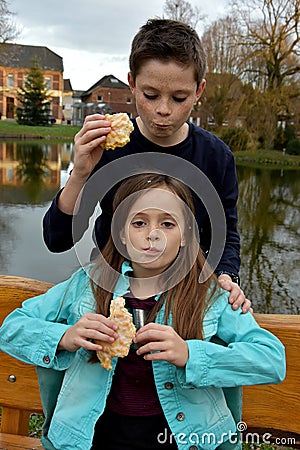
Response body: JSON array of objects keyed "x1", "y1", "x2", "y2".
[{"x1": 140, "y1": 83, "x2": 192, "y2": 95}]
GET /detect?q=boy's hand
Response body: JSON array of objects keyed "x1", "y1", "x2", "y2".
[
  {"x1": 58, "y1": 313, "x2": 118, "y2": 352},
  {"x1": 218, "y1": 275, "x2": 252, "y2": 314},
  {"x1": 134, "y1": 323, "x2": 188, "y2": 368},
  {"x1": 72, "y1": 114, "x2": 112, "y2": 181}
]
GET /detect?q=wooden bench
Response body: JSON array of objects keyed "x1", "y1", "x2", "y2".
[
  {"x1": 0, "y1": 275, "x2": 53, "y2": 449},
  {"x1": 0, "y1": 275, "x2": 299, "y2": 448},
  {"x1": 242, "y1": 314, "x2": 300, "y2": 446}
]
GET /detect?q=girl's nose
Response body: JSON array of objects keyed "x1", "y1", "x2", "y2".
[{"x1": 148, "y1": 228, "x2": 160, "y2": 241}]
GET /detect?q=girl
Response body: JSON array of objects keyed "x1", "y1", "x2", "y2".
[{"x1": 0, "y1": 174, "x2": 285, "y2": 450}]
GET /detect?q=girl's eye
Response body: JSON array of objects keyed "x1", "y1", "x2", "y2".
[
  {"x1": 162, "y1": 221, "x2": 176, "y2": 229},
  {"x1": 173, "y1": 97, "x2": 187, "y2": 103},
  {"x1": 131, "y1": 220, "x2": 146, "y2": 228},
  {"x1": 144, "y1": 93, "x2": 158, "y2": 100}
]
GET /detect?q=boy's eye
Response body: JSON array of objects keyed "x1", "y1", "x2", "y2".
[
  {"x1": 173, "y1": 97, "x2": 187, "y2": 103},
  {"x1": 144, "y1": 93, "x2": 158, "y2": 100}
]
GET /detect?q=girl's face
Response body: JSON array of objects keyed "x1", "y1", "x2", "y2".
[{"x1": 121, "y1": 187, "x2": 186, "y2": 278}]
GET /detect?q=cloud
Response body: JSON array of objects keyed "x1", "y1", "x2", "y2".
[
  {"x1": 12, "y1": 0, "x2": 164, "y2": 54},
  {"x1": 9, "y1": 0, "x2": 228, "y2": 90}
]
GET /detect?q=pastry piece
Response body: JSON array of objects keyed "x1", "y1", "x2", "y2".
[
  {"x1": 96, "y1": 296, "x2": 136, "y2": 370},
  {"x1": 102, "y1": 112, "x2": 134, "y2": 150}
]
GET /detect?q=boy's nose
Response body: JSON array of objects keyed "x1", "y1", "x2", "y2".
[{"x1": 156, "y1": 100, "x2": 171, "y2": 116}]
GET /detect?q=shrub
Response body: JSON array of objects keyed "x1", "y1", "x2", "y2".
[
  {"x1": 286, "y1": 138, "x2": 300, "y2": 155},
  {"x1": 220, "y1": 127, "x2": 249, "y2": 152}
]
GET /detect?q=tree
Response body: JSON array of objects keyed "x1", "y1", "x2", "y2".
[
  {"x1": 0, "y1": 0, "x2": 20, "y2": 42},
  {"x1": 163, "y1": 0, "x2": 205, "y2": 29},
  {"x1": 200, "y1": 0, "x2": 299, "y2": 147},
  {"x1": 202, "y1": 16, "x2": 243, "y2": 76},
  {"x1": 229, "y1": 0, "x2": 300, "y2": 91},
  {"x1": 17, "y1": 59, "x2": 50, "y2": 126}
]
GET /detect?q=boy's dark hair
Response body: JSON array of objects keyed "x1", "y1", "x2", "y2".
[{"x1": 129, "y1": 18, "x2": 207, "y2": 86}]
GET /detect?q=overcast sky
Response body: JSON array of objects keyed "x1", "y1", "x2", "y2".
[{"x1": 10, "y1": 0, "x2": 228, "y2": 91}]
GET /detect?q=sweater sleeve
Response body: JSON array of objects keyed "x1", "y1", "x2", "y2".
[
  {"x1": 43, "y1": 190, "x2": 75, "y2": 252},
  {"x1": 176, "y1": 300, "x2": 286, "y2": 389},
  {"x1": 215, "y1": 149, "x2": 240, "y2": 275}
]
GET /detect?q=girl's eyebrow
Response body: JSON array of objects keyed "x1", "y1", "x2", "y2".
[{"x1": 131, "y1": 211, "x2": 181, "y2": 221}]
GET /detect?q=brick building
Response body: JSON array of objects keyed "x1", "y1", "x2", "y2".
[
  {"x1": 0, "y1": 43, "x2": 64, "y2": 121},
  {"x1": 80, "y1": 74, "x2": 137, "y2": 118}
]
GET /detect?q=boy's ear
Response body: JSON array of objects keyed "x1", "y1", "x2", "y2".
[
  {"x1": 195, "y1": 79, "x2": 206, "y2": 102},
  {"x1": 128, "y1": 72, "x2": 135, "y2": 92}
]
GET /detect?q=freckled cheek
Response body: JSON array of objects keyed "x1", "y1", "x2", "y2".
[{"x1": 128, "y1": 230, "x2": 144, "y2": 248}]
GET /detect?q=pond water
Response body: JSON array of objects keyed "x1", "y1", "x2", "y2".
[{"x1": 0, "y1": 141, "x2": 299, "y2": 314}]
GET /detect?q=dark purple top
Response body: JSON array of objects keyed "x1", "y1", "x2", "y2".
[{"x1": 106, "y1": 295, "x2": 163, "y2": 416}]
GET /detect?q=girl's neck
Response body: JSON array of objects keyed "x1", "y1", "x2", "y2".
[{"x1": 129, "y1": 278, "x2": 160, "y2": 300}]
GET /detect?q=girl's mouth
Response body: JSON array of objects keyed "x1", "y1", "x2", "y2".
[{"x1": 144, "y1": 247, "x2": 162, "y2": 254}]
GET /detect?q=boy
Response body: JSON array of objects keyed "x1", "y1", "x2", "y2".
[{"x1": 43, "y1": 19, "x2": 249, "y2": 310}]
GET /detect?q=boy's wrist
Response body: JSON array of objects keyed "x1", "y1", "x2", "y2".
[{"x1": 216, "y1": 271, "x2": 240, "y2": 285}]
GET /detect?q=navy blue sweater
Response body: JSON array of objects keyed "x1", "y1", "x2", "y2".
[{"x1": 43, "y1": 119, "x2": 240, "y2": 275}]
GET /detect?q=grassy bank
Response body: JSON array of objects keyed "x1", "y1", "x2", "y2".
[
  {"x1": 0, "y1": 120, "x2": 80, "y2": 140},
  {"x1": 234, "y1": 149, "x2": 300, "y2": 168},
  {"x1": 0, "y1": 121, "x2": 299, "y2": 167}
]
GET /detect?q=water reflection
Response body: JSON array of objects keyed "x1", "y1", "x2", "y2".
[
  {"x1": 0, "y1": 142, "x2": 299, "y2": 313},
  {"x1": 0, "y1": 141, "x2": 78, "y2": 284},
  {"x1": 0, "y1": 141, "x2": 72, "y2": 203},
  {"x1": 237, "y1": 166, "x2": 300, "y2": 314}
]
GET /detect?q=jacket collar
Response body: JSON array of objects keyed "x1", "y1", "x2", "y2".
[{"x1": 113, "y1": 260, "x2": 161, "y2": 301}]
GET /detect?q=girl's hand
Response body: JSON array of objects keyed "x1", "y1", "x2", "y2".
[
  {"x1": 58, "y1": 313, "x2": 118, "y2": 352},
  {"x1": 218, "y1": 276, "x2": 252, "y2": 314},
  {"x1": 72, "y1": 114, "x2": 112, "y2": 181},
  {"x1": 134, "y1": 323, "x2": 188, "y2": 368}
]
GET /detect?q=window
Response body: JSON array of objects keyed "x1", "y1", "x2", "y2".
[
  {"x1": 98, "y1": 95, "x2": 103, "y2": 102},
  {"x1": 53, "y1": 75, "x2": 60, "y2": 91},
  {"x1": 7, "y1": 74, "x2": 14, "y2": 87},
  {"x1": 44, "y1": 77, "x2": 51, "y2": 90},
  {"x1": 126, "y1": 98, "x2": 132, "y2": 104}
]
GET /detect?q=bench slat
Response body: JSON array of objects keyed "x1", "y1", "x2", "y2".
[{"x1": 0, "y1": 432, "x2": 43, "y2": 449}]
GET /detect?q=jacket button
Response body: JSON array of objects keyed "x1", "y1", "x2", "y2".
[
  {"x1": 176, "y1": 412, "x2": 185, "y2": 421},
  {"x1": 189, "y1": 446, "x2": 198, "y2": 450},
  {"x1": 43, "y1": 355, "x2": 50, "y2": 364},
  {"x1": 164, "y1": 382, "x2": 174, "y2": 390}
]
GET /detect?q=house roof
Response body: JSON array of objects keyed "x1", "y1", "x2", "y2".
[
  {"x1": 82, "y1": 74, "x2": 129, "y2": 97},
  {"x1": 0, "y1": 43, "x2": 63, "y2": 72}
]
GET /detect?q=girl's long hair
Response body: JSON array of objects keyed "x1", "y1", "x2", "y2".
[{"x1": 91, "y1": 173, "x2": 218, "y2": 342}]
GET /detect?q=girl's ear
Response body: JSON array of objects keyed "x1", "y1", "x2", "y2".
[
  {"x1": 181, "y1": 237, "x2": 186, "y2": 247},
  {"x1": 120, "y1": 230, "x2": 126, "y2": 245}
]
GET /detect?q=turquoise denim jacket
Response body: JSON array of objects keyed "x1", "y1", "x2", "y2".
[{"x1": 0, "y1": 261, "x2": 286, "y2": 450}]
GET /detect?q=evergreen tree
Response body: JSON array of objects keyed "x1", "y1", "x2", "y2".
[{"x1": 17, "y1": 59, "x2": 50, "y2": 126}]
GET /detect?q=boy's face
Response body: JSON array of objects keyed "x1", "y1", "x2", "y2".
[{"x1": 128, "y1": 59, "x2": 205, "y2": 146}]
